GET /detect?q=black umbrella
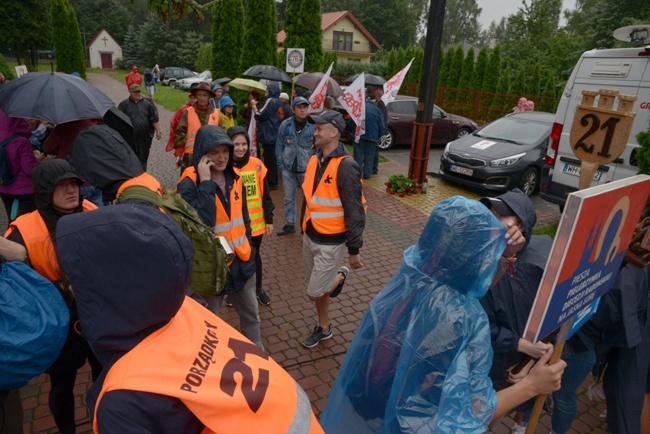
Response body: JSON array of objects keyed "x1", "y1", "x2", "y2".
[
  {"x1": 243, "y1": 65, "x2": 292, "y2": 84},
  {"x1": 0, "y1": 72, "x2": 115, "y2": 124},
  {"x1": 102, "y1": 106, "x2": 134, "y2": 149},
  {"x1": 293, "y1": 72, "x2": 344, "y2": 97},
  {"x1": 213, "y1": 77, "x2": 232, "y2": 85},
  {"x1": 344, "y1": 73, "x2": 386, "y2": 86}
]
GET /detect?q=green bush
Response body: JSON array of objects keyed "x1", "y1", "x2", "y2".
[
  {"x1": 0, "y1": 54, "x2": 15, "y2": 80},
  {"x1": 196, "y1": 43, "x2": 212, "y2": 72},
  {"x1": 637, "y1": 129, "x2": 650, "y2": 175},
  {"x1": 332, "y1": 60, "x2": 387, "y2": 81}
]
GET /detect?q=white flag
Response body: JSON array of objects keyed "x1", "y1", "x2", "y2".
[
  {"x1": 308, "y1": 63, "x2": 333, "y2": 113},
  {"x1": 337, "y1": 73, "x2": 366, "y2": 143},
  {"x1": 248, "y1": 115, "x2": 258, "y2": 158},
  {"x1": 382, "y1": 58, "x2": 414, "y2": 105}
]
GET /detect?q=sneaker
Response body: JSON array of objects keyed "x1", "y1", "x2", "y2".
[
  {"x1": 224, "y1": 295, "x2": 233, "y2": 307},
  {"x1": 277, "y1": 224, "x2": 296, "y2": 236},
  {"x1": 511, "y1": 423, "x2": 526, "y2": 434},
  {"x1": 301, "y1": 324, "x2": 332, "y2": 348},
  {"x1": 330, "y1": 266, "x2": 349, "y2": 298},
  {"x1": 256, "y1": 289, "x2": 271, "y2": 306}
]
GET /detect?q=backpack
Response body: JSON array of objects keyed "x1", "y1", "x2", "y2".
[
  {"x1": 0, "y1": 262, "x2": 69, "y2": 389},
  {"x1": 116, "y1": 185, "x2": 229, "y2": 297},
  {"x1": 0, "y1": 135, "x2": 18, "y2": 185}
]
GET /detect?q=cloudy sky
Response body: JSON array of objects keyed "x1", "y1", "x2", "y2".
[{"x1": 475, "y1": 0, "x2": 578, "y2": 28}]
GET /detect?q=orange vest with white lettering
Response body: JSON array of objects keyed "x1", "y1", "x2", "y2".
[
  {"x1": 180, "y1": 168, "x2": 252, "y2": 261},
  {"x1": 185, "y1": 106, "x2": 220, "y2": 155},
  {"x1": 6, "y1": 200, "x2": 98, "y2": 281},
  {"x1": 235, "y1": 157, "x2": 267, "y2": 237},
  {"x1": 302, "y1": 155, "x2": 366, "y2": 234},
  {"x1": 93, "y1": 296, "x2": 324, "y2": 434}
]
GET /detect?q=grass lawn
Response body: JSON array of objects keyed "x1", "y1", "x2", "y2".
[
  {"x1": 532, "y1": 222, "x2": 558, "y2": 237},
  {"x1": 109, "y1": 69, "x2": 189, "y2": 112}
]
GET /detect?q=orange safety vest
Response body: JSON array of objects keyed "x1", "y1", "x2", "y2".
[
  {"x1": 5, "y1": 200, "x2": 97, "y2": 282},
  {"x1": 180, "y1": 168, "x2": 252, "y2": 261},
  {"x1": 185, "y1": 106, "x2": 220, "y2": 155},
  {"x1": 93, "y1": 296, "x2": 324, "y2": 434},
  {"x1": 235, "y1": 157, "x2": 267, "y2": 237},
  {"x1": 116, "y1": 172, "x2": 164, "y2": 198},
  {"x1": 302, "y1": 155, "x2": 366, "y2": 234}
]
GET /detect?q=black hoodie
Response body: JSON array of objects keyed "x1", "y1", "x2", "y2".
[
  {"x1": 68, "y1": 124, "x2": 144, "y2": 203},
  {"x1": 479, "y1": 188, "x2": 553, "y2": 388}
]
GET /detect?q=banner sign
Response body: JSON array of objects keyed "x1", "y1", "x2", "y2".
[
  {"x1": 524, "y1": 175, "x2": 650, "y2": 343},
  {"x1": 286, "y1": 48, "x2": 305, "y2": 74},
  {"x1": 382, "y1": 58, "x2": 414, "y2": 105},
  {"x1": 308, "y1": 63, "x2": 333, "y2": 114},
  {"x1": 337, "y1": 73, "x2": 365, "y2": 143}
]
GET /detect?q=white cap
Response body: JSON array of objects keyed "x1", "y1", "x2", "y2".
[{"x1": 279, "y1": 92, "x2": 289, "y2": 101}]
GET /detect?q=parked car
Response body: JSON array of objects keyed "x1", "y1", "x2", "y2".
[
  {"x1": 336, "y1": 95, "x2": 478, "y2": 148},
  {"x1": 439, "y1": 111, "x2": 554, "y2": 196},
  {"x1": 176, "y1": 70, "x2": 212, "y2": 90},
  {"x1": 160, "y1": 67, "x2": 197, "y2": 86}
]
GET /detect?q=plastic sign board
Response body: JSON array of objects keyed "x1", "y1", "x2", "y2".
[
  {"x1": 524, "y1": 175, "x2": 650, "y2": 343},
  {"x1": 570, "y1": 89, "x2": 636, "y2": 189},
  {"x1": 286, "y1": 48, "x2": 305, "y2": 74}
]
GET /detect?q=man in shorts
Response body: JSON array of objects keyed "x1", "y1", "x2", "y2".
[{"x1": 300, "y1": 110, "x2": 366, "y2": 348}]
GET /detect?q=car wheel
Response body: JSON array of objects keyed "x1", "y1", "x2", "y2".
[
  {"x1": 169, "y1": 79, "x2": 176, "y2": 88},
  {"x1": 519, "y1": 167, "x2": 538, "y2": 196},
  {"x1": 378, "y1": 129, "x2": 395, "y2": 150},
  {"x1": 455, "y1": 128, "x2": 471, "y2": 140}
]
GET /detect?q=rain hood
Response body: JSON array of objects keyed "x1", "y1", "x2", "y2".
[
  {"x1": 320, "y1": 196, "x2": 506, "y2": 433},
  {"x1": 55, "y1": 204, "x2": 192, "y2": 366},
  {"x1": 68, "y1": 124, "x2": 143, "y2": 202}
]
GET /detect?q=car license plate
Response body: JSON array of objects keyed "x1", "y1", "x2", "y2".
[
  {"x1": 450, "y1": 164, "x2": 473, "y2": 177},
  {"x1": 562, "y1": 163, "x2": 602, "y2": 181}
]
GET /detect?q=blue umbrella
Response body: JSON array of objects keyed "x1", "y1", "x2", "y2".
[{"x1": 0, "y1": 72, "x2": 115, "y2": 124}]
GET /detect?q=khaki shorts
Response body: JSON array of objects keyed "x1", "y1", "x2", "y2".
[{"x1": 303, "y1": 234, "x2": 346, "y2": 298}]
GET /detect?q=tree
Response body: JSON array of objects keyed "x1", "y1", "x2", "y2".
[
  {"x1": 299, "y1": 0, "x2": 323, "y2": 72},
  {"x1": 510, "y1": 64, "x2": 526, "y2": 98},
  {"x1": 480, "y1": 44, "x2": 501, "y2": 120},
  {"x1": 52, "y1": 0, "x2": 86, "y2": 79},
  {"x1": 355, "y1": 0, "x2": 417, "y2": 49},
  {"x1": 322, "y1": 51, "x2": 337, "y2": 73},
  {"x1": 145, "y1": 0, "x2": 217, "y2": 22},
  {"x1": 0, "y1": 0, "x2": 51, "y2": 69},
  {"x1": 122, "y1": 25, "x2": 144, "y2": 68},
  {"x1": 445, "y1": 44, "x2": 465, "y2": 111},
  {"x1": 211, "y1": 0, "x2": 244, "y2": 78},
  {"x1": 241, "y1": 0, "x2": 278, "y2": 70},
  {"x1": 539, "y1": 70, "x2": 558, "y2": 112},
  {"x1": 438, "y1": 46, "x2": 455, "y2": 89},
  {"x1": 471, "y1": 46, "x2": 488, "y2": 120},
  {"x1": 196, "y1": 42, "x2": 212, "y2": 71},
  {"x1": 528, "y1": 62, "x2": 541, "y2": 96},
  {"x1": 440, "y1": 0, "x2": 483, "y2": 47},
  {"x1": 491, "y1": 63, "x2": 511, "y2": 118},
  {"x1": 70, "y1": 0, "x2": 130, "y2": 45},
  {"x1": 457, "y1": 47, "x2": 475, "y2": 117},
  {"x1": 283, "y1": 0, "x2": 301, "y2": 52}
]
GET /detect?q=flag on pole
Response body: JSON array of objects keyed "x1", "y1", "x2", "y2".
[
  {"x1": 308, "y1": 63, "x2": 333, "y2": 113},
  {"x1": 338, "y1": 73, "x2": 366, "y2": 143},
  {"x1": 248, "y1": 115, "x2": 258, "y2": 158},
  {"x1": 382, "y1": 58, "x2": 414, "y2": 105}
]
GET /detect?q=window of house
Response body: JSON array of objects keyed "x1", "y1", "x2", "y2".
[{"x1": 333, "y1": 31, "x2": 353, "y2": 51}]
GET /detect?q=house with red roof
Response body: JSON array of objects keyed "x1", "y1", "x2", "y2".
[{"x1": 277, "y1": 10, "x2": 382, "y2": 64}]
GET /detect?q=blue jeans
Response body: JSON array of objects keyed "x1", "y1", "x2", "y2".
[
  {"x1": 281, "y1": 170, "x2": 304, "y2": 225},
  {"x1": 354, "y1": 139, "x2": 376, "y2": 179},
  {"x1": 373, "y1": 141, "x2": 380, "y2": 174},
  {"x1": 551, "y1": 350, "x2": 597, "y2": 433}
]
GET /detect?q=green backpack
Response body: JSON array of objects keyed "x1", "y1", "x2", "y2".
[{"x1": 116, "y1": 185, "x2": 228, "y2": 297}]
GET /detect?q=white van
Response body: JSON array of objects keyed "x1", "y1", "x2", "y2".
[{"x1": 540, "y1": 41, "x2": 650, "y2": 210}]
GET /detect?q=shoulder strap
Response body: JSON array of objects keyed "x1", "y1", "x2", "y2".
[{"x1": 0, "y1": 135, "x2": 19, "y2": 148}]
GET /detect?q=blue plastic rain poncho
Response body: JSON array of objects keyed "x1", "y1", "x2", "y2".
[
  {"x1": 0, "y1": 262, "x2": 69, "y2": 389},
  {"x1": 320, "y1": 196, "x2": 507, "y2": 433}
]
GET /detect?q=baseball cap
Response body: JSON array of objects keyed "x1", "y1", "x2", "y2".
[
  {"x1": 308, "y1": 110, "x2": 346, "y2": 133},
  {"x1": 292, "y1": 96, "x2": 309, "y2": 107},
  {"x1": 480, "y1": 197, "x2": 516, "y2": 217},
  {"x1": 129, "y1": 84, "x2": 141, "y2": 92}
]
